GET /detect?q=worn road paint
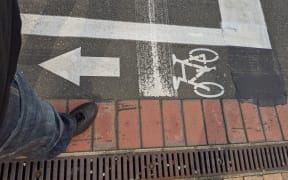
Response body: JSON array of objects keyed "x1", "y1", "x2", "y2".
[
  {"x1": 136, "y1": 0, "x2": 176, "y2": 97},
  {"x1": 21, "y1": 0, "x2": 271, "y2": 49},
  {"x1": 39, "y1": 47, "x2": 120, "y2": 86},
  {"x1": 219, "y1": 0, "x2": 271, "y2": 49},
  {"x1": 21, "y1": 13, "x2": 224, "y2": 46}
]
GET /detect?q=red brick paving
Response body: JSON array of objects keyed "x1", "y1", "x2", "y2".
[
  {"x1": 94, "y1": 102, "x2": 116, "y2": 151},
  {"x1": 48, "y1": 99, "x2": 288, "y2": 152},
  {"x1": 162, "y1": 100, "x2": 185, "y2": 146},
  {"x1": 48, "y1": 99, "x2": 67, "y2": 113},
  {"x1": 117, "y1": 101, "x2": 141, "y2": 149},
  {"x1": 183, "y1": 100, "x2": 207, "y2": 145},
  {"x1": 140, "y1": 100, "x2": 163, "y2": 148},
  {"x1": 276, "y1": 104, "x2": 288, "y2": 140},
  {"x1": 66, "y1": 128, "x2": 92, "y2": 152},
  {"x1": 240, "y1": 102, "x2": 265, "y2": 143},
  {"x1": 223, "y1": 99, "x2": 247, "y2": 143},
  {"x1": 66, "y1": 139, "x2": 91, "y2": 152},
  {"x1": 259, "y1": 107, "x2": 283, "y2": 141},
  {"x1": 203, "y1": 99, "x2": 227, "y2": 145}
]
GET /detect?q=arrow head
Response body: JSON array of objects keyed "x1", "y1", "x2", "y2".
[{"x1": 39, "y1": 47, "x2": 82, "y2": 86}]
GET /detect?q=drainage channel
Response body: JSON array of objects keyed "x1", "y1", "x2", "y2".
[{"x1": 1, "y1": 143, "x2": 288, "y2": 179}]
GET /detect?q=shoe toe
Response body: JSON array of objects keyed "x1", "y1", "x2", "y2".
[{"x1": 70, "y1": 102, "x2": 98, "y2": 136}]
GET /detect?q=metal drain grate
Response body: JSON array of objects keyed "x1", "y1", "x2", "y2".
[{"x1": 1, "y1": 143, "x2": 288, "y2": 179}]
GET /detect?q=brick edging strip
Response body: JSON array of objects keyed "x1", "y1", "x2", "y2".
[{"x1": 48, "y1": 99, "x2": 288, "y2": 153}]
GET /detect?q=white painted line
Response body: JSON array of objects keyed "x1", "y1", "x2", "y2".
[
  {"x1": 39, "y1": 48, "x2": 120, "y2": 86},
  {"x1": 137, "y1": 0, "x2": 176, "y2": 97},
  {"x1": 21, "y1": 13, "x2": 224, "y2": 46},
  {"x1": 21, "y1": 4, "x2": 271, "y2": 49},
  {"x1": 219, "y1": 0, "x2": 272, "y2": 49}
]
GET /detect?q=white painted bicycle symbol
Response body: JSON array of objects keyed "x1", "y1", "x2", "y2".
[{"x1": 172, "y1": 48, "x2": 225, "y2": 98}]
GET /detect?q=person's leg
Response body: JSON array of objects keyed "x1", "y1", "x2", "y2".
[
  {"x1": 0, "y1": 72, "x2": 97, "y2": 160},
  {"x1": 0, "y1": 72, "x2": 76, "y2": 159},
  {"x1": 0, "y1": 0, "x2": 97, "y2": 160}
]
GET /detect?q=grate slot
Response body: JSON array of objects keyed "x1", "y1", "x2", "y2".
[
  {"x1": 162, "y1": 153, "x2": 168, "y2": 177},
  {"x1": 0, "y1": 162, "x2": 3, "y2": 179},
  {"x1": 110, "y1": 156, "x2": 116, "y2": 180},
  {"x1": 178, "y1": 153, "x2": 185, "y2": 176},
  {"x1": 123, "y1": 155, "x2": 128, "y2": 180},
  {"x1": 233, "y1": 150, "x2": 240, "y2": 171},
  {"x1": 46, "y1": 161, "x2": 52, "y2": 180},
  {"x1": 205, "y1": 151, "x2": 211, "y2": 174},
  {"x1": 146, "y1": 154, "x2": 151, "y2": 179},
  {"x1": 257, "y1": 148, "x2": 264, "y2": 170},
  {"x1": 265, "y1": 148, "x2": 272, "y2": 168},
  {"x1": 128, "y1": 155, "x2": 133, "y2": 179},
  {"x1": 116, "y1": 157, "x2": 120, "y2": 180},
  {"x1": 210, "y1": 151, "x2": 216, "y2": 174},
  {"x1": 274, "y1": 147, "x2": 282, "y2": 168},
  {"x1": 173, "y1": 153, "x2": 179, "y2": 177},
  {"x1": 220, "y1": 150, "x2": 227, "y2": 173},
  {"x1": 9, "y1": 162, "x2": 16, "y2": 180},
  {"x1": 134, "y1": 155, "x2": 140, "y2": 179},
  {"x1": 185, "y1": 152, "x2": 192, "y2": 176},
  {"x1": 66, "y1": 159, "x2": 71, "y2": 180},
  {"x1": 283, "y1": 146, "x2": 288, "y2": 164},
  {"x1": 248, "y1": 149, "x2": 255, "y2": 170},
  {"x1": 140, "y1": 155, "x2": 145, "y2": 179},
  {"x1": 72, "y1": 159, "x2": 77, "y2": 180},
  {"x1": 79, "y1": 158, "x2": 85, "y2": 180},
  {"x1": 38, "y1": 161, "x2": 44, "y2": 180},
  {"x1": 152, "y1": 154, "x2": 157, "y2": 178},
  {"x1": 85, "y1": 158, "x2": 93, "y2": 180},
  {"x1": 193, "y1": 151, "x2": 200, "y2": 175},
  {"x1": 252, "y1": 148, "x2": 260, "y2": 170},
  {"x1": 224, "y1": 150, "x2": 231, "y2": 172},
  {"x1": 278, "y1": 146, "x2": 286, "y2": 167},
  {"x1": 3, "y1": 162, "x2": 10, "y2": 180},
  {"x1": 17, "y1": 162, "x2": 24, "y2": 180},
  {"x1": 98, "y1": 157, "x2": 104, "y2": 180},
  {"x1": 243, "y1": 149, "x2": 250, "y2": 170},
  {"x1": 156, "y1": 154, "x2": 162, "y2": 178},
  {"x1": 215, "y1": 151, "x2": 222, "y2": 173},
  {"x1": 58, "y1": 159, "x2": 64, "y2": 180},
  {"x1": 24, "y1": 161, "x2": 31, "y2": 180},
  {"x1": 229, "y1": 149, "x2": 236, "y2": 172},
  {"x1": 199, "y1": 151, "x2": 205, "y2": 174},
  {"x1": 167, "y1": 153, "x2": 173, "y2": 177},
  {"x1": 105, "y1": 156, "x2": 109, "y2": 180},
  {"x1": 271, "y1": 147, "x2": 277, "y2": 168}
]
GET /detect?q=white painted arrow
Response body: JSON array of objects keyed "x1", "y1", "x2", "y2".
[{"x1": 39, "y1": 48, "x2": 120, "y2": 86}]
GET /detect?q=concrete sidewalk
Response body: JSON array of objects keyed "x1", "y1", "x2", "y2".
[{"x1": 225, "y1": 173, "x2": 288, "y2": 180}]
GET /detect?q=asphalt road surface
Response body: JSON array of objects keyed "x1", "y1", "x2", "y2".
[{"x1": 18, "y1": 0, "x2": 288, "y2": 105}]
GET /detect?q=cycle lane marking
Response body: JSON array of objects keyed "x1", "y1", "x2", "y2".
[
  {"x1": 20, "y1": 0, "x2": 272, "y2": 98},
  {"x1": 172, "y1": 49, "x2": 225, "y2": 98}
]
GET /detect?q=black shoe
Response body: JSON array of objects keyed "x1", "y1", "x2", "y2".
[{"x1": 69, "y1": 102, "x2": 98, "y2": 136}]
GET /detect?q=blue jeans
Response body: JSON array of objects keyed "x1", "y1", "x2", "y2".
[{"x1": 0, "y1": 71, "x2": 77, "y2": 160}]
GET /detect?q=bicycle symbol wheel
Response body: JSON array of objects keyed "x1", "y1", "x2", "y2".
[
  {"x1": 189, "y1": 48, "x2": 219, "y2": 64},
  {"x1": 194, "y1": 82, "x2": 224, "y2": 98}
]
